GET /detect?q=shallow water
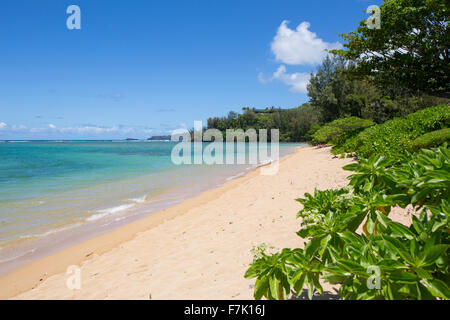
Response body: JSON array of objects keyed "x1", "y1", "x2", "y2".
[{"x1": 0, "y1": 140, "x2": 303, "y2": 273}]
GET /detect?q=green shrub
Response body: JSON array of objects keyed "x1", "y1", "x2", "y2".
[
  {"x1": 406, "y1": 105, "x2": 450, "y2": 132},
  {"x1": 312, "y1": 117, "x2": 375, "y2": 145},
  {"x1": 411, "y1": 128, "x2": 450, "y2": 151},
  {"x1": 304, "y1": 124, "x2": 321, "y2": 142},
  {"x1": 245, "y1": 145, "x2": 450, "y2": 300},
  {"x1": 335, "y1": 105, "x2": 450, "y2": 158}
]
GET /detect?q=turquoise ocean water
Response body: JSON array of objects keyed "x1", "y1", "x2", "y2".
[{"x1": 0, "y1": 140, "x2": 302, "y2": 273}]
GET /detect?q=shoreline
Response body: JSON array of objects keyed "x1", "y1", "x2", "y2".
[
  {"x1": 0, "y1": 161, "x2": 257, "y2": 277},
  {"x1": 0, "y1": 145, "x2": 307, "y2": 299},
  {"x1": 0, "y1": 142, "x2": 301, "y2": 278}
]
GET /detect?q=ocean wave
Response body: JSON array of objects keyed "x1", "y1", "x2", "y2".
[
  {"x1": 99, "y1": 215, "x2": 128, "y2": 227},
  {"x1": 7, "y1": 140, "x2": 30, "y2": 143},
  {"x1": 0, "y1": 248, "x2": 36, "y2": 263},
  {"x1": 226, "y1": 172, "x2": 246, "y2": 181},
  {"x1": 256, "y1": 159, "x2": 275, "y2": 168},
  {"x1": 86, "y1": 212, "x2": 109, "y2": 222},
  {"x1": 86, "y1": 203, "x2": 135, "y2": 222},
  {"x1": 129, "y1": 195, "x2": 147, "y2": 204},
  {"x1": 18, "y1": 222, "x2": 83, "y2": 239}
]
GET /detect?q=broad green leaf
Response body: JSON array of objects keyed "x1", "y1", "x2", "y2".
[
  {"x1": 253, "y1": 277, "x2": 268, "y2": 300},
  {"x1": 388, "y1": 221, "x2": 415, "y2": 239},
  {"x1": 423, "y1": 279, "x2": 450, "y2": 300},
  {"x1": 269, "y1": 274, "x2": 280, "y2": 300},
  {"x1": 292, "y1": 271, "x2": 306, "y2": 295},
  {"x1": 421, "y1": 244, "x2": 448, "y2": 267}
]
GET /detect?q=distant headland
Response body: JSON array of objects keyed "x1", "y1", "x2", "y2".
[{"x1": 147, "y1": 135, "x2": 171, "y2": 141}]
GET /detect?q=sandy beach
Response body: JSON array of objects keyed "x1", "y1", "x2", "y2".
[{"x1": 0, "y1": 146, "x2": 411, "y2": 300}]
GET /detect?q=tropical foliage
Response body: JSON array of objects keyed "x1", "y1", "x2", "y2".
[
  {"x1": 206, "y1": 104, "x2": 321, "y2": 142},
  {"x1": 206, "y1": 59, "x2": 445, "y2": 142},
  {"x1": 306, "y1": 56, "x2": 444, "y2": 124},
  {"x1": 245, "y1": 145, "x2": 450, "y2": 300},
  {"x1": 332, "y1": 0, "x2": 450, "y2": 98},
  {"x1": 311, "y1": 117, "x2": 374, "y2": 145},
  {"x1": 411, "y1": 128, "x2": 450, "y2": 151},
  {"x1": 332, "y1": 105, "x2": 450, "y2": 158}
]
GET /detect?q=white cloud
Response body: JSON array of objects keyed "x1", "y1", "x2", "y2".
[
  {"x1": 272, "y1": 65, "x2": 310, "y2": 93},
  {"x1": 170, "y1": 123, "x2": 190, "y2": 136},
  {"x1": 0, "y1": 123, "x2": 162, "y2": 138},
  {"x1": 259, "y1": 20, "x2": 341, "y2": 94},
  {"x1": 59, "y1": 125, "x2": 120, "y2": 134},
  {"x1": 257, "y1": 72, "x2": 268, "y2": 84},
  {"x1": 259, "y1": 65, "x2": 311, "y2": 93},
  {"x1": 271, "y1": 21, "x2": 342, "y2": 66},
  {"x1": 23, "y1": 124, "x2": 123, "y2": 135},
  {"x1": 11, "y1": 125, "x2": 27, "y2": 131}
]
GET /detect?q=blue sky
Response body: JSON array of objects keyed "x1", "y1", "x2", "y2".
[{"x1": 0, "y1": 0, "x2": 382, "y2": 139}]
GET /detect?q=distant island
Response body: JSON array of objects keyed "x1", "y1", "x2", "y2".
[
  {"x1": 125, "y1": 138, "x2": 139, "y2": 141},
  {"x1": 147, "y1": 135, "x2": 171, "y2": 141}
]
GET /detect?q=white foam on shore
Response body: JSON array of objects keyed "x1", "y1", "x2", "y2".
[
  {"x1": 257, "y1": 159, "x2": 275, "y2": 167},
  {"x1": 0, "y1": 248, "x2": 36, "y2": 263},
  {"x1": 129, "y1": 195, "x2": 147, "y2": 203},
  {"x1": 226, "y1": 171, "x2": 246, "y2": 181},
  {"x1": 18, "y1": 222, "x2": 83, "y2": 240},
  {"x1": 40, "y1": 223, "x2": 83, "y2": 237},
  {"x1": 86, "y1": 203, "x2": 136, "y2": 222}
]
